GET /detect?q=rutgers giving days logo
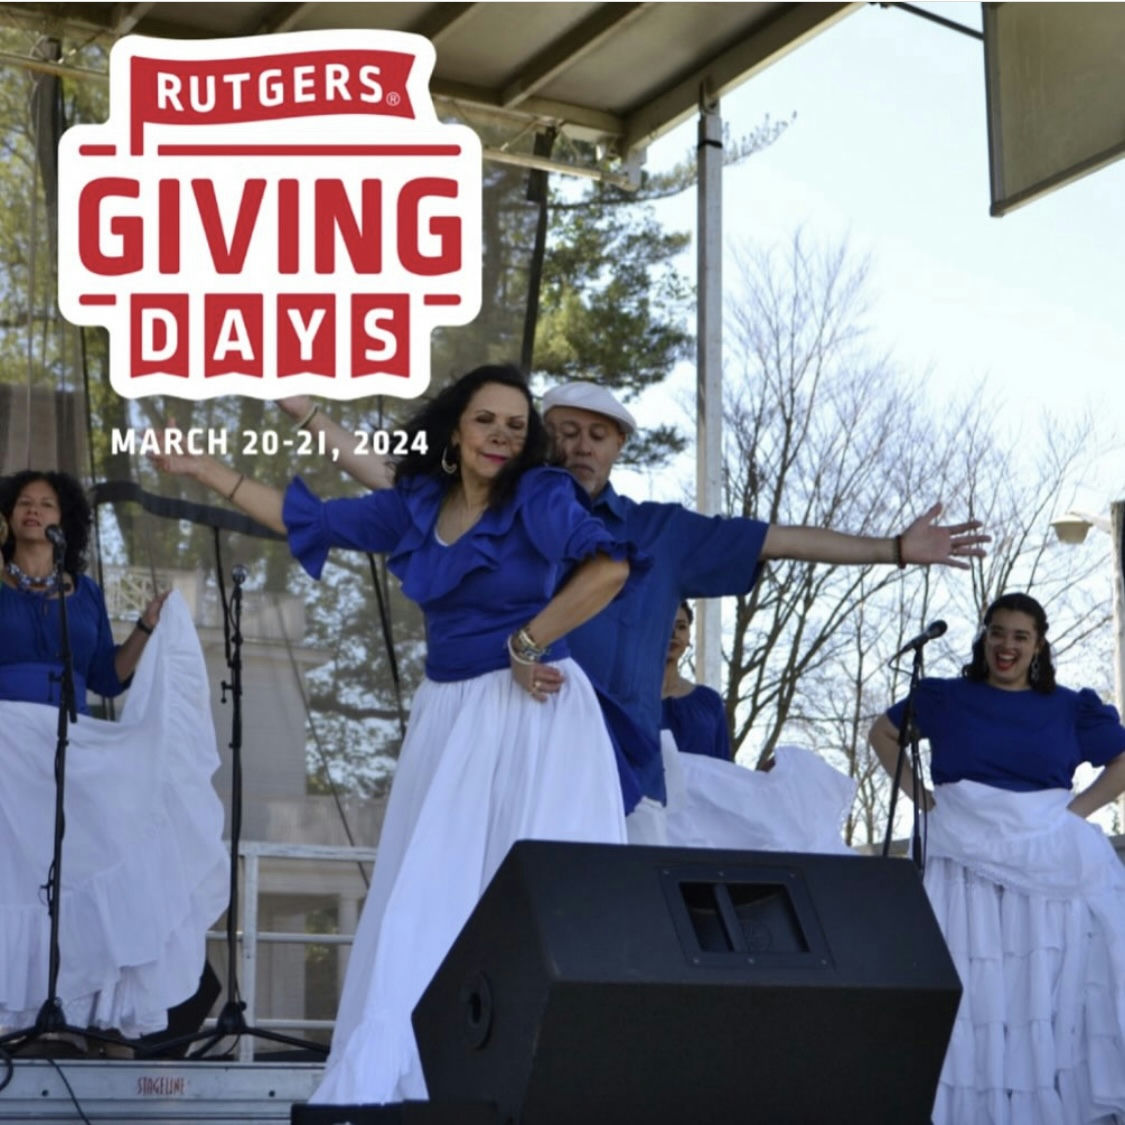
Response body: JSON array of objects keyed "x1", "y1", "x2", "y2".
[{"x1": 58, "y1": 31, "x2": 482, "y2": 401}]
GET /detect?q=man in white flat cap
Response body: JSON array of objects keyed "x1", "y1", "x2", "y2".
[{"x1": 540, "y1": 380, "x2": 989, "y2": 843}]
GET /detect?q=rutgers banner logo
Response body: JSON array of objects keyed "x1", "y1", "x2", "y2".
[{"x1": 58, "y1": 32, "x2": 482, "y2": 400}]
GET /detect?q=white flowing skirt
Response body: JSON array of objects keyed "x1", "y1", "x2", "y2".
[
  {"x1": 0, "y1": 590, "x2": 228, "y2": 1037},
  {"x1": 661, "y1": 737, "x2": 857, "y2": 855},
  {"x1": 311, "y1": 658, "x2": 628, "y2": 1106},
  {"x1": 926, "y1": 781, "x2": 1125, "y2": 1125}
]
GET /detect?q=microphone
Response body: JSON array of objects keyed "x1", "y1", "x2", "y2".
[
  {"x1": 889, "y1": 620, "x2": 947, "y2": 661},
  {"x1": 44, "y1": 525, "x2": 66, "y2": 549},
  {"x1": 232, "y1": 564, "x2": 248, "y2": 585}
]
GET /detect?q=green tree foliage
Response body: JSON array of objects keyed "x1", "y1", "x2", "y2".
[{"x1": 0, "y1": 29, "x2": 793, "y2": 799}]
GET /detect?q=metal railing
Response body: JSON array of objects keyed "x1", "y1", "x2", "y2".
[{"x1": 205, "y1": 840, "x2": 377, "y2": 1063}]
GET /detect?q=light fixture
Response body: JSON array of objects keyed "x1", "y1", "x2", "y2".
[{"x1": 1050, "y1": 509, "x2": 1111, "y2": 545}]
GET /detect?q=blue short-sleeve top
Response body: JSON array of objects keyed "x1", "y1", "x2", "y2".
[
  {"x1": 662, "y1": 684, "x2": 732, "y2": 761},
  {"x1": 562, "y1": 485, "x2": 767, "y2": 801},
  {"x1": 0, "y1": 574, "x2": 126, "y2": 712},
  {"x1": 885, "y1": 677, "x2": 1125, "y2": 792}
]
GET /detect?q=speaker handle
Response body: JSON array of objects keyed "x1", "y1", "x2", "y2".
[{"x1": 459, "y1": 971, "x2": 493, "y2": 1049}]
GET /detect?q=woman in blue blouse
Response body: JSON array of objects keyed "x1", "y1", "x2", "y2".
[
  {"x1": 152, "y1": 364, "x2": 642, "y2": 1104},
  {"x1": 0, "y1": 470, "x2": 165, "y2": 708},
  {"x1": 661, "y1": 601, "x2": 731, "y2": 761},
  {"x1": 869, "y1": 592, "x2": 1125, "y2": 1124},
  {"x1": 0, "y1": 471, "x2": 225, "y2": 1045}
]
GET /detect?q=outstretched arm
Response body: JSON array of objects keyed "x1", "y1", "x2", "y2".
[
  {"x1": 762, "y1": 502, "x2": 988, "y2": 570},
  {"x1": 1068, "y1": 752, "x2": 1125, "y2": 819},
  {"x1": 149, "y1": 438, "x2": 286, "y2": 534},
  {"x1": 868, "y1": 714, "x2": 934, "y2": 811},
  {"x1": 277, "y1": 397, "x2": 393, "y2": 490},
  {"x1": 509, "y1": 554, "x2": 629, "y2": 701}
]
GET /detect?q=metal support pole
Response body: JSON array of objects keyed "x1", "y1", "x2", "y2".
[
  {"x1": 1112, "y1": 500, "x2": 1125, "y2": 718},
  {"x1": 239, "y1": 851, "x2": 259, "y2": 1063},
  {"x1": 696, "y1": 94, "x2": 723, "y2": 689}
]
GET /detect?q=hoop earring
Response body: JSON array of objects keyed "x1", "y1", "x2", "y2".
[
  {"x1": 1029, "y1": 653, "x2": 1041, "y2": 683},
  {"x1": 440, "y1": 445, "x2": 458, "y2": 476}
]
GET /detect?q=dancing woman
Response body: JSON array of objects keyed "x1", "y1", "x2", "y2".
[
  {"x1": 152, "y1": 364, "x2": 645, "y2": 1103},
  {"x1": 869, "y1": 592, "x2": 1125, "y2": 1123}
]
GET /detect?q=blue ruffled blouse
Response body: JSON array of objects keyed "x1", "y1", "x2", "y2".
[
  {"x1": 886, "y1": 677, "x2": 1125, "y2": 792},
  {"x1": 0, "y1": 574, "x2": 126, "y2": 712},
  {"x1": 283, "y1": 467, "x2": 657, "y2": 811}
]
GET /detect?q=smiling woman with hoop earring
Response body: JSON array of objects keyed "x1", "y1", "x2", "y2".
[{"x1": 869, "y1": 592, "x2": 1125, "y2": 1124}]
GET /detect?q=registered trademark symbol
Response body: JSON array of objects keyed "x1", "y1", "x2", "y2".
[{"x1": 386, "y1": 91, "x2": 401, "y2": 107}]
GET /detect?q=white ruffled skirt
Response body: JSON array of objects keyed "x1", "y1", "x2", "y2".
[
  {"x1": 0, "y1": 591, "x2": 228, "y2": 1037},
  {"x1": 311, "y1": 658, "x2": 628, "y2": 1106},
  {"x1": 661, "y1": 737, "x2": 857, "y2": 855},
  {"x1": 926, "y1": 781, "x2": 1125, "y2": 1124}
]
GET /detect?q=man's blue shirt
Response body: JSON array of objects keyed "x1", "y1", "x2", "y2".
[{"x1": 567, "y1": 483, "x2": 769, "y2": 802}]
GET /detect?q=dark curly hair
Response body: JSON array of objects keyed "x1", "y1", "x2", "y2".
[
  {"x1": 394, "y1": 363, "x2": 549, "y2": 508},
  {"x1": 961, "y1": 592, "x2": 1056, "y2": 694},
  {"x1": 0, "y1": 470, "x2": 92, "y2": 577}
]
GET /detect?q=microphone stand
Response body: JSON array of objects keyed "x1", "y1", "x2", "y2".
[
  {"x1": 0, "y1": 537, "x2": 125, "y2": 1058},
  {"x1": 140, "y1": 565, "x2": 326, "y2": 1060},
  {"x1": 881, "y1": 642, "x2": 927, "y2": 872}
]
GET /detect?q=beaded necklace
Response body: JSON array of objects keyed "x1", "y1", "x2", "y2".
[{"x1": 6, "y1": 560, "x2": 60, "y2": 596}]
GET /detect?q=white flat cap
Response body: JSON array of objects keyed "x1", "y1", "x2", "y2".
[{"x1": 540, "y1": 381, "x2": 637, "y2": 435}]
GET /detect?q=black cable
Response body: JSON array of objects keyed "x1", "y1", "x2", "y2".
[
  {"x1": 47, "y1": 1058, "x2": 94, "y2": 1125},
  {"x1": 520, "y1": 127, "x2": 557, "y2": 371},
  {"x1": 877, "y1": 2, "x2": 983, "y2": 41},
  {"x1": 213, "y1": 528, "x2": 232, "y2": 672},
  {"x1": 366, "y1": 553, "x2": 408, "y2": 743},
  {"x1": 90, "y1": 480, "x2": 284, "y2": 541}
]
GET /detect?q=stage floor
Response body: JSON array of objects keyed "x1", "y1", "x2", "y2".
[{"x1": 0, "y1": 1058, "x2": 324, "y2": 1122}]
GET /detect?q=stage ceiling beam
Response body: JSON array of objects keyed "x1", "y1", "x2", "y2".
[
  {"x1": 500, "y1": 2, "x2": 651, "y2": 109},
  {"x1": 621, "y1": 1, "x2": 857, "y2": 154}
]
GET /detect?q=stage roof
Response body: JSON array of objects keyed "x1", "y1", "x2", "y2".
[{"x1": 0, "y1": 2, "x2": 857, "y2": 178}]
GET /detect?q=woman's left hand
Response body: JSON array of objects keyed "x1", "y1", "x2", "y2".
[
  {"x1": 900, "y1": 502, "x2": 990, "y2": 569},
  {"x1": 140, "y1": 589, "x2": 172, "y2": 632},
  {"x1": 510, "y1": 658, "x2": 564, "y2": 703}
]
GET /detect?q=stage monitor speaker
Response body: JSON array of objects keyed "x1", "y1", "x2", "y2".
[
  {"x1": 291, "y1": 1101, "x2": 502, "y2": 1124},
  {"x1": 413, "y1": 841, "x2": 960, "y2": 1125}
]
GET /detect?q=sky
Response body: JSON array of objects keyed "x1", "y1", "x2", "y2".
[{"x1": 614, "y1": 1, "x2": 1123, "y2": 519}]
